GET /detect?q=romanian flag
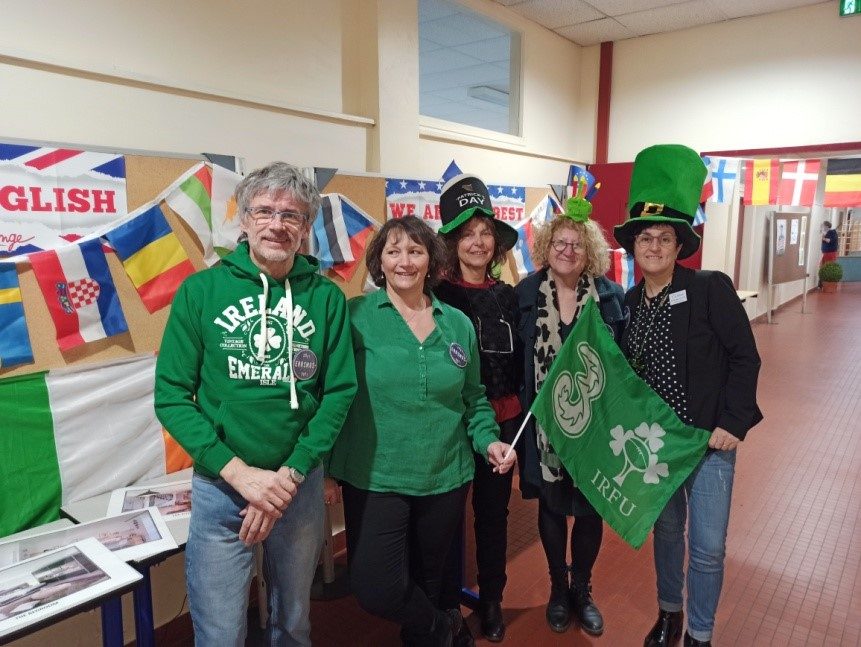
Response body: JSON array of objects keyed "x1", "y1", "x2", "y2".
[
  {"x1": 105, "y1": 204, "x2": 195, "y2": 313},
  {"x1": 29, "y1": 239, "x2": 129, "y2": 351},
  {"x1": 823, "y1": 158, "x2": 861, "y2": 207},
  {"x1": 743, "y1": 159, "x2": 780, "y2": 205},
  {"x1": 0, "y1": 355, "x2": 191, "y2": 536},
  {"x1": 0, "y1": 263, "x2": 34, "y2": 367}
]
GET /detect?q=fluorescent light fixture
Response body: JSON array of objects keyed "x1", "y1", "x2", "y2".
[{"x1": 467, "y1": 85, "x2": 509, "y2": 106}]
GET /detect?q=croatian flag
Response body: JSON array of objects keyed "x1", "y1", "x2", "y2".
[
  {"x1": 29, "y1": 238, "x2": 129, "y2": 351},
  {"x1": 706, "y1": 157, "x2": 740, "y2": 204},
  {"x1": 512, "y1": 195, "x2": 556, "y2": 280},
  {"x1": 311, "y1": 194, "x2": 377, "y2": 281},
  {"x1": 610, "y1": 248, "x2": 635, "y2": 290}
]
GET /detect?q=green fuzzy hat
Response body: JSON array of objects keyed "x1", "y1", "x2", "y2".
[{"x1": 613, "y1": 144, "x2": 705, "y2": 259}]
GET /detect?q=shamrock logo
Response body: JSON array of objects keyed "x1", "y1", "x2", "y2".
[
  {"x1": 253, "y1": 326, "x2": 282, "y2": 358},
  {"x1": 609, "y1": 423, "x2": 669, "y2": 487}
]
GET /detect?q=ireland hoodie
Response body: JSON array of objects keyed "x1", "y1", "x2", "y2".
[{"x1": 155, "y1": 242, "x2": 357, "y2": 479}]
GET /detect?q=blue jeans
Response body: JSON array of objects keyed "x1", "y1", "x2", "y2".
[
  {"x1": 185, "y1": 466, "x2": 324, "y2": 647},
  {"x1": 654, "y1": 449, "x2": 736, "y2": 642}
]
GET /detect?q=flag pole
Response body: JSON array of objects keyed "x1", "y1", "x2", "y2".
[{"x1": 500, "y1": 411, "x2": 533, "y2": 464}]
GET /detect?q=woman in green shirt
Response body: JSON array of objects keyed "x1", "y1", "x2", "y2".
[{"x1": 328, "y1": 215, "x2": 516, "y2": 646}]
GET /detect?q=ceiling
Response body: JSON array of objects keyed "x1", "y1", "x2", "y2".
[{"x1": 492, "y1": 0, "x2": 831, "y2": 47}]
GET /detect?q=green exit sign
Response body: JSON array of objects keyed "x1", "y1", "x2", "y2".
[{"x1": 840, "y1": 0, "x2": 861, "y2": 16}]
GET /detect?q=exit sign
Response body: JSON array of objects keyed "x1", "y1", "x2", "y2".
[{"x1": 840, "y1": 0, "x2": 861, "y2": 16}]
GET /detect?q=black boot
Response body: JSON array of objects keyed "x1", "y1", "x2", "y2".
[
  {"x1": 683, "y1": 631, "x2": 711, "y2": 647},
  {"x1": 447, "y1": 609, "x2": 474, "y2": 647},
  {"x1": 546, "y1": 572, "x2": 571, "y2": 633},
  {"x1": 478, "y1": 600, "x2": 505, "y2": 642},
  {"x1": 571, "y1": 582, "x2": 604, "y2": 636},
  {"x1": 643, "y1": 610, "x2": 683, "y2": 647},
  {"x1": 403, "y1": 610, "x2": 455, "y2": 647}
]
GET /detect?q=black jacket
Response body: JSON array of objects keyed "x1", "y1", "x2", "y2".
[{"x1": 621, "y1": 265, "x2": 763, "y2": 440}]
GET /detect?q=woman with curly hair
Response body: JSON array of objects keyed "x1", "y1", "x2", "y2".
[{"x1": 515, "y1": 194, "x2": 626, "y2": 637}]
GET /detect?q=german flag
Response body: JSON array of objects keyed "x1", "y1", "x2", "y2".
[{"x1": 824, "y1": 158, "x2": 861, "y2": 207}]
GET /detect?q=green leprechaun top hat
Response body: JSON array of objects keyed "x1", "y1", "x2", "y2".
[
  {"x1": 613, "y1": 144, "x2": 705, "y2": 260},
  {"x1": 438, "y1": 174, "x2": 518, "y2": 251}
]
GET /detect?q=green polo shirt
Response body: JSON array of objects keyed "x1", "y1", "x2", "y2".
[{"x1": 327, "y1": 289, "x2": 500, "y2": 495}]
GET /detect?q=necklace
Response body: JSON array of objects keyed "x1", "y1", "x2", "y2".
[
  {"x1": 399, "y1": 295, "x2": 428, "y2": 326},
  {"x1": 628, "y1": 284, "x2": 670, "y2": 377}
]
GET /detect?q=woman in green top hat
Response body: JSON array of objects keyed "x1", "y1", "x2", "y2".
[
  {"x1": 515, "y1": 185, "x2": 626, "y2": 638},
  {"x1": 615, "y1": 144, "x2": 763, "y2": 647},
  {"x1": 434, "y1": 173, "x2": 522, "y2": 644},
  {"x1": 327, "y1": 215, "x2": 516, "y2": 647}
]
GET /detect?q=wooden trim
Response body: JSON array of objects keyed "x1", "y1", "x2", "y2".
[{"x1": 595, "y1": 41, "x2": 613, "y2": 164}]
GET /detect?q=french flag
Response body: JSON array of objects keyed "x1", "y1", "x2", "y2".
[
  {"x1": 29, "y1": 239, "x2": 129, "y2": 351},
  {"x1": 610, "y1": 248, "x2": 635, "y2": 291},
  {"x1": 312, "y1": 194, "x2": 377, "y2": 281}
]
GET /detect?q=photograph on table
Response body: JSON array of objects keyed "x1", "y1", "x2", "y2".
[
  {"x1": 107, "y1": 481, "x2": 192, "y2": 520},
  {"x1": 0, "y1": 508, "x2": 177, "y2": 567},
  {"x1": 0, "y1": 538, "x2": 140, "y2": 639}
]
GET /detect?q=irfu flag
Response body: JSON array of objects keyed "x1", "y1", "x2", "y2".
[{"x1": 530, "y1": 298, "x2": 710, "y2": 548}]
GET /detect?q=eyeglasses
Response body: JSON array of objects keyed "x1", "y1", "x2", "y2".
[
  {"x1": 634, "y1": 233, "x2": 677, "y2": 248},
  {"x1": 551, "y1": 240, "x2": 585, "y2": 254},
  {"x1": 246, "y1": 206, "x2": 308, "y2": 225}
]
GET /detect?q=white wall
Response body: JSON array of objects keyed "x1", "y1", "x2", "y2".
[{"x1": 608, "y1": 2, "x2": 861, "y2": 162}]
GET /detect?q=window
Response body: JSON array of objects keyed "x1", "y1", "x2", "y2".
[{"x1": 419, "y1": 0, "x2": 521, "y2": 135}]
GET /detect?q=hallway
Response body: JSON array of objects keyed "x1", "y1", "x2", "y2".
[{"x1": 307, "y1": 284, "x2": 861, "y2": 646}]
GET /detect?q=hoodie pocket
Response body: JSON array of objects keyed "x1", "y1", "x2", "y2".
[{"x1": 215, "y1": 398, "x2": 309, "y2": 471}]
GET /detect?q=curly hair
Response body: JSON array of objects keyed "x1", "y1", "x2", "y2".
[
  {"x1": 532, "y1": 217, "x2": 611, "y2": 277},
  {"x1": 365, "y1": 216, "x2": 448, "y2": 293},
  {"x1": 440, "y1": 214, "x2": 507, "y2": 281}
]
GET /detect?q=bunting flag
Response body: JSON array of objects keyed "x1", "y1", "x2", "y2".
[
  {"x1": 0, "y1": 263, "x2": 34, "y2": 367},
  {"x1": 29, "y1": 239, "x2": 129, "y2": 351},
  {"x1": 743, "y1": 159, "x2": 780, "y2": 205},
  {"x1": 165, "y1": 163, "x2": 242, "y2": 266},
  {"x1": 777, "y1": 160, "x2": 821, "y2": 206},
  {"x1": 0, "y1": 355, "x2": 191, "y2": 537},
  {"x1": 311, "y1": 194, "x2": 377, "y2": 281},
  {"x1": 700, "y1": 156, "x2": 714, "y2": 203},
  {"x1": 512, "y1": 195, "x2": 556, "y2": 279},
  {"x1": 105, "y1": 204, "x2": 195, "y2": 313},
  {"x1": 823, "y1": 158, "x2": 861, "y2": 207},
  {"x1": 567, "y1": 165, "x2": 596, "y2": 200},
  {"x1": 441, "y1": 160, "x2": 462, "y2": 182},
  {"x1": 529, "y1": 298, "x2": 711, "y2": 548},
  {"x1": 609, "y1": 248, "x2": 635, "y2": 291},
  {"x1": 706, "y1": 157, "x2": 740, "y2": 203}
]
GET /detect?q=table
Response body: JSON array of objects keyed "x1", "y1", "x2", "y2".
[
  {"x1": 61, "y1": 469, "x2": 192, "y2": 647},
  {"x1": 0, "y1": 519, "x2": 139, "y2": 647},
  {"x1": 736, "y1": 290, "x2": 758, "y2": 303}
]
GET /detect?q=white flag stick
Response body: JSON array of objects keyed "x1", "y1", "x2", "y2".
[{"x1": 500, "y1": 411, "x2": 533, "y2": 464}]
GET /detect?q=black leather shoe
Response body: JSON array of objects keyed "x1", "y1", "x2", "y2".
[
  {"x1": 546, "y1": 583, "x2": 571, "y2": 633},
  {"x1": 683, "y1": 631, "x2": 711, "y2": 647},
  {"x1": 571, "y1": 583, "x2": 604, "y2": 636},
  {"x1": 478, "y1": 600, "x2": 505, "y2": 642},
  {"x1": 451, "y1": 609, "x2": 475, "y2": 647},
  {"x1": 643, "y1": 610, "x2": 683, "y2": 647}
]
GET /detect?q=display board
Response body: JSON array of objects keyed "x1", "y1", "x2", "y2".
[{"x1": 768, "y1": 210, "x2": 810, "y2": 285}]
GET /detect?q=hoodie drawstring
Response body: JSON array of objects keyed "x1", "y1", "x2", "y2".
[{"x1": 256, "y1": 272, "x2": 298, "y2": 410}]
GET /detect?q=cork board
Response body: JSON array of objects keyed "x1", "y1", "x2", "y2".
[
  {"x1": 1, "y1": 154, "x2": 204, "y2": 380},
  {"x1": 769, "y1": 210, "x2": 810, "y2": 285}
]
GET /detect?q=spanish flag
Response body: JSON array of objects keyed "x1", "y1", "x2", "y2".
[
  {"x1": 105, "y1": 204, "x2": 195, "y2": 313},
  {"x1": 743, "y1": 159, "x2": 780, "y2": 205},
  {"x1": 823, "y1": 158, "x2": 861, "y2": 208}
]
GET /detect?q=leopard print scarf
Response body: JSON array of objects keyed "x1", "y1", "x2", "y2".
[{"x1": 533, "y1": 272, "x2": 597, "y2": 484}]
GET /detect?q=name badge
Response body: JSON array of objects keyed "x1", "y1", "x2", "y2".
[
  {"x1": 292, "y1": 349, "x2": 318, "y2": 380},
  {"x1": 669, "y1": 290, "x2": 688, "y2": 306},
  {"x1": 449, "y1": 342, "x2": 468, "y2": 368}
]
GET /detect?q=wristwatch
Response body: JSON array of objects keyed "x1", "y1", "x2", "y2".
[{"x1": 287, "y1": 467, "x2": 305, "y2": 485}]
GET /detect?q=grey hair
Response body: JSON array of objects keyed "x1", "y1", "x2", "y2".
[{"x1": 234, "y1": 162, "x2": 321, "y2": 224}]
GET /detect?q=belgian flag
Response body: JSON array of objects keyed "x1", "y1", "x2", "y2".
[{"x1": 824, "y1": 158, "x2": 861, "y2": 207}]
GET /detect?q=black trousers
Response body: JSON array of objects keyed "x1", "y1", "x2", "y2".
[
  {"x1": 439, "y1": 416, "x2": 518, "y2": 608},
  {"x1": 342, "y1": 482, "x2": 470, "y2": 635},
  {"x1": 538, "y1": 496, "x2": 603, "y2": 587}
]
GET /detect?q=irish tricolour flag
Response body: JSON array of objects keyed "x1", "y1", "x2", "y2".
[
  {"x1": 165, "y1": 162, "x2": 243, "y2": 266},
  {"x1": 0, "y1": 355, "x2": 191, "y2": 536}
]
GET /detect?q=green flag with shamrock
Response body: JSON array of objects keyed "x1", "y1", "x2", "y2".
[{"x1": 530, "y1": 298, "x2": 711, "y2": 548}]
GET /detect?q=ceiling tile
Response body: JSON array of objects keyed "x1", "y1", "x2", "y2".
[
  {"x1": 555, "y1": 18, "x2": 632, "y2": 46},
  {"x1": 583, "y1": 0, "x2": 688, "y2": 17},
  {"x1": 419, "y1": 48, "x2": 485, "y2": 75},
  {"x1": 514, "y1": 0, "x2": 604, "y2": 29},
  {"x1": 614, "y1": 0, "x2": 727, "y2": 37},
  {"x1": 452, "y1": 36, "x2": 512, "y2": 63},
  {"x1": 420, "y1": 12, "x2": 507, "y2": 47},
  {"x1": 418, "y1": 0, "x2": 458, "y2": 23},
  {"x1": 713, "y1": 0, "x2": 827, "y2": 20},
  {"x1": 494, "y1": 0, "x2": 529, "y2": 6}
]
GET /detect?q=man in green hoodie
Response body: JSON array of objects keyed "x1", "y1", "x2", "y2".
[{"x1": 155, "y1": 162, "x2": 357, "y2": 646}]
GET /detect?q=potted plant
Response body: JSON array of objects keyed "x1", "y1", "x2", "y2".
[{"x1": 818, "y1": 261, "x2": 843, "y2": 293}]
